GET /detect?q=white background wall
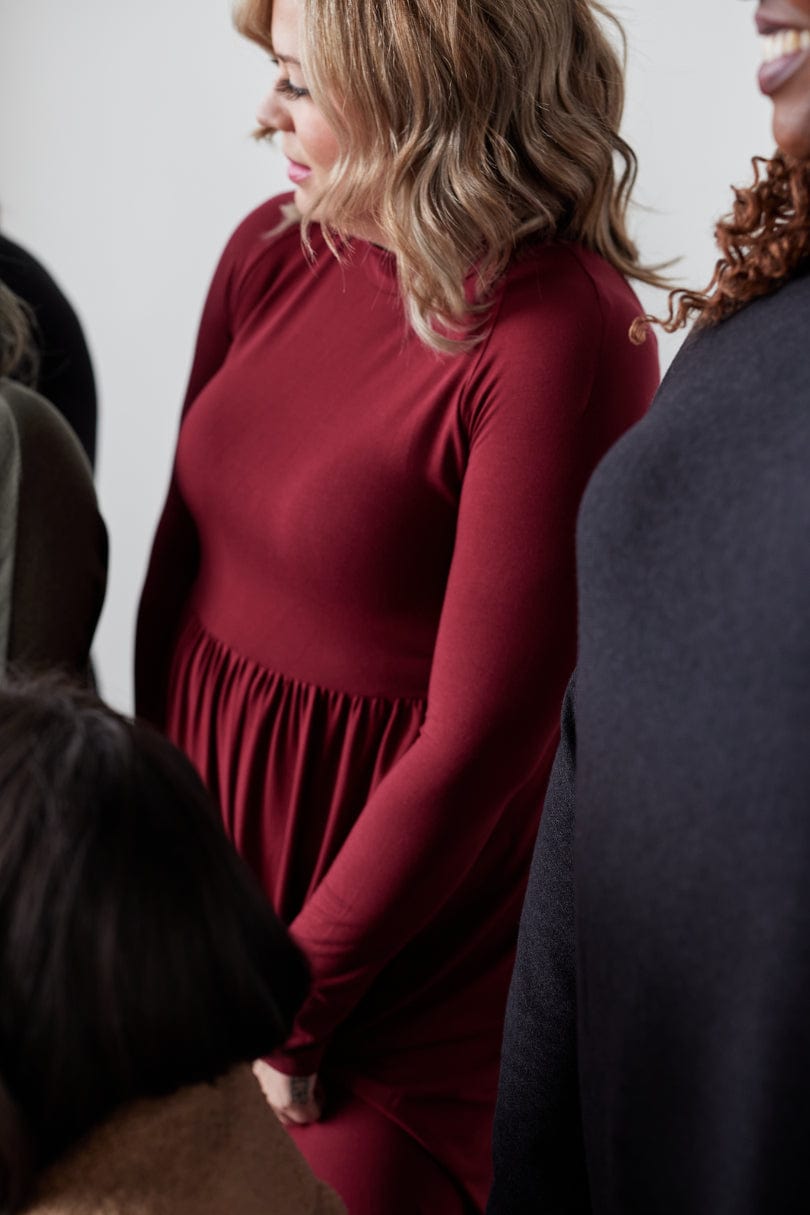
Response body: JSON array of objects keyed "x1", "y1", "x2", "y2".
[{"x1": 0, "y1": 0, "x2": 772, "y2": 711}]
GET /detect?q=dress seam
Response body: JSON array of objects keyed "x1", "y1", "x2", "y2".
[{"x1": 182, "y1": 608, "x2": 428, "y2": 709}]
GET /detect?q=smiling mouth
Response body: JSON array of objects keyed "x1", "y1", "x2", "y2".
[
  {"x1": 757, "y1": 27, "x2": 810, "y2": 95},
  {"x1": 761, "y1": 28, "x2": 810, "y2": 60}
]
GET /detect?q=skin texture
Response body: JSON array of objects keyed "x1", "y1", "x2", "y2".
[
  {"x1": 256, "y1": 0, "x2": 384, "y2": 243},
  {"x1": 758, "y1": 0, "x2": 810, "y2": 157},
  {"x1": 253, "y1": 1060, "x2": 323, "y2": 1127}
]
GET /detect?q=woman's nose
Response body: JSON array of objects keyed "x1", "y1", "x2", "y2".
[{"x1": 256, "y1": 88, "x2": 290, "y2": 132}]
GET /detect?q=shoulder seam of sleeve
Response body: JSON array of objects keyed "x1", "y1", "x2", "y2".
[
  {"x1": 224, "y1": 199, "x2": 300, "y2": 331},
  {"x1": 459, "y1": 243, "x2": 608, "y2": 431},
  {"x1": 553, "y1": 246, "x2": 607, "y2": 416},
  {"x1": 457, "y1": 269, "x2": 511, "y2": 435}
]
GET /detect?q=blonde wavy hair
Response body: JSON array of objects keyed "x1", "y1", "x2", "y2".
[{"x1": 236, "y1": 0, "x2": 663, "y2": 352}]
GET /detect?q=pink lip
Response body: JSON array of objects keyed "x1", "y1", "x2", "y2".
[
  {"x1": 757, "y1": 14, "x2": 786, "y2": 34},
  {"x1": 758, "y1": 48, "x2": 810, "y2": 95},
  {"x1": 286, "y1": 159, "x2": 311, "y2": 184}
]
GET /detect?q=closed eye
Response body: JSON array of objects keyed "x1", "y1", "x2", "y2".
[
  {"x1": 268, "y1": 56, "x2": 310, "y2": 100},
  {"x1": 276, "y1": 77, "x2": 310, "y2": 100}
]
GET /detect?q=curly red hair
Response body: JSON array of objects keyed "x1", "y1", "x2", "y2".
[{"x1": 631, "y1": 152, "x2": 810, "y2": 342}]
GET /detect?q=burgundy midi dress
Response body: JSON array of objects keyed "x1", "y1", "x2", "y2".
[{"x1": 135, "y1": 195, "x2": 659, "y2": 1209}]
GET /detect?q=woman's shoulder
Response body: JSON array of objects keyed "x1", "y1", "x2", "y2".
[
  {"x1": 0, "y1": 379, "x2": 93, "y2": 480},
  {"x1": 475, "y1": 240, "x2": 656, "y2": 388},
  {"x1": 501, "y1": 240, "x2": 648, "y2": 334},
  {"x1": 212, "y1": 194, "x2": 326, "y2": 324},
  {"x1": 658, "y1": 267, "x2": 810, "y2": 415},
  {"x1": 218, "y1": 192, "x2": 310, "y2": 277},
  {"x1": 684, "y1": 265, "x2": 810, "y2": 364}
]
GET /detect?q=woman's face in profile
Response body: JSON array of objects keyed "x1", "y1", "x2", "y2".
[
  {"x1": 257, "y1": 0, "x2": 340, "y2": 213},
  {"x1": 757, "y1": 0, "x2": 810, "y2": 157}
]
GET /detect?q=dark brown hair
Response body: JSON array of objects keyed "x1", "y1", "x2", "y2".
[
  {"x1": 632, "y1": 152, "x2": 810, "y2": 342},
  {"x1": 0, "y1": 281, "x2": 37, "y2": 385},
  {"x1": 0, "y1": 679, "x2": 308, "y2": 1213}
]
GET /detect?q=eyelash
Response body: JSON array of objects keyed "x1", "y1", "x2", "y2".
[
  {"x1": 276, "y1": 78, "x2": 310, "y2": 100},
  {"x1": 268, "y1": 58, "x2": 310, "y2": 100}
]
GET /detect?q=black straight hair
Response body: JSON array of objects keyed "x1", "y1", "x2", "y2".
[{"x1": 0, "y1": 677, "x2": 309, "y2": 1212}]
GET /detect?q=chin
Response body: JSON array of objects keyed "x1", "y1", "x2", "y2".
[
  {"x1": 773, "y1": 113, "x2": 810, "y2": 159},
  {"x1": 294, "y1": 184, "x2": 327, "y2": 223}
]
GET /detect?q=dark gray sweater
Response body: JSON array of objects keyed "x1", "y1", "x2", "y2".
[{"x1": 488, "y1": 268, "x2": 810, "y2": 1214}]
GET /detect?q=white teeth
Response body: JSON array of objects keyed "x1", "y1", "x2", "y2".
[{"x1": 761, "y1": 28, "x2": 810, "y2": 62}]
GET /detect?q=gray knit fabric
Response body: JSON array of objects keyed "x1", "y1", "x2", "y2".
[
  {"x1": 0, "y1": 386, "x2": 21, "y2": 672},
  {"x1": 490, "y1": 268, "x2": 810, "y2": 1215}
]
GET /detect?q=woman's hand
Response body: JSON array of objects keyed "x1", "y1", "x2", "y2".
[{"x1": 253, "y1": 1059, "x2": 324, "y2": 1126}]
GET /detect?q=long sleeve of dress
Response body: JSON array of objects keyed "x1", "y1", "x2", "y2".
[
  {"x1": 270, "y1": 260, "x2": 649, "y2": 1073},
  {"x1": 487, "y1": 677, "x2": 590, "y2": 1214},
  {"x1": 135, "y1": 241, "x2": 239, "y2": 726}
]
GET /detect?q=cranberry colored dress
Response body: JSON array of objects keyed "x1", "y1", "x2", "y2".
[{"x1": 136, "y1": 196, "x2": 658, "y2": 1210}]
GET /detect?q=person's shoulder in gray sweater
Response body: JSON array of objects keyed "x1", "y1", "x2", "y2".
[
  {"x1": 489, "y1": 271, "x2": 810, "y2": 1215},
  {"x1": 488, "y1": 137, "x2": 810, "y2": 1215}
]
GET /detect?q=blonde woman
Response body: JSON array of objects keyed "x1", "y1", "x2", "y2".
[{"x1": 136, "y1": 0, "x2": 660, "y2": 1209}]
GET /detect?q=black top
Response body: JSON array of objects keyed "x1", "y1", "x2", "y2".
[
  {"x1": 0, "y1": 233, "x2": 97, "y2": 467},
  {"x1": 488, "y1": 268, "x2": 810, "y2": 1214}
]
